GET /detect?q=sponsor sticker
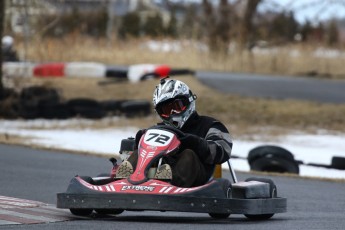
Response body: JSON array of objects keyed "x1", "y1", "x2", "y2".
[{"x1": 121, "y1": 185, "x2": 155, "y2": 192}]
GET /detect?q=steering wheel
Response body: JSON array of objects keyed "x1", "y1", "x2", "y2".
[{"x1": 148, "y1": 125, "x2": 186, "y2": 139}]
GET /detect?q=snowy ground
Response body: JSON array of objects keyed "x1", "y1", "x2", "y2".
[{"x1": 1, "y1": 118, "x2": 345, "y2": 180}]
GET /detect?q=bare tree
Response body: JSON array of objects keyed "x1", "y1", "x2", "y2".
[
  {"x1": 215, "y1": 0, "x2": 232, "y2": 54},
  {"x1": 202, "y1": 0, "x2": 217, "y2": 51},
  {"x1": 239, "y1": 0, "x2": 262, "y2": 49},
  {"x1": 0, "y1": 0, "x2": 4, "y2": 95}
]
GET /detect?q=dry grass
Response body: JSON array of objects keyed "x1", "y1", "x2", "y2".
[{"x1": 17, "y1": 36, "x2": 345, "y2": 79}]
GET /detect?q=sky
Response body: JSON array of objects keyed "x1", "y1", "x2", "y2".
[
  {"x1": 0, "y1": 118, "x2": 344, "y2": 180},
  {"x1": 172, "y1": 0, "x2": 345, "y2": 24},
  {"x1": 259, "y1": 0, "x2": 345, "y2": 23}
]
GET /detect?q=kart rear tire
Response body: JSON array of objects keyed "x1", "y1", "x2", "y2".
[
  {"x1": 209, "y1": 213, "x2": 230, "y2": 219},
  {"x1": 95, "y1": 209, "x2": 124, "y2": 215},
  {"x1": 244, "y1": 213, "x2": 274, "y2": 220},
  {"x1": 70, "y1": 208, "x2": 93, "y2": 216},
  {"x1": 243, "y1": 178, "x2": 276, "y2": 220}
]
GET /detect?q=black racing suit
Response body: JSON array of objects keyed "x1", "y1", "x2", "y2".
[{"x1": 129, "y1": 112, "x2": 233, "y2": 187}]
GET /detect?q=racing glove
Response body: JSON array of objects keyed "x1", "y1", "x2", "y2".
[
  {"x1": 134, "y1": 129, "x2": 146, "y2": 150},
  {"x1": 179, "y1": 134, "x2": 209, "y2": 162}
]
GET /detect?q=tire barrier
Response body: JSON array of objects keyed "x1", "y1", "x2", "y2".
[
  {"x1": 18, "y1": 86, "x2": 61, "y2": 119},
  {"x1": 127, "y1": 64, "x2": 194, "y2": 83},
  {"x1": 105, "y1": 66, "x2": 128, "y2": 79},
  {"x1": 40, "y1": 103, "x2": 72, "y2": 119},
  {"x1": 2, "y1": 62, "x2": 35, "y2": 77},
  {"x1": 120, "y1": 100, "x2": 151, "y2": 118},
  {"x1": 64, "y1": 62, "x2": 106, "y2": 78},
  {"x1": 244, "y1": 145, "x2": 345, "y2": 174},
  {"x1": 3, "y1": 62, "x2": 195, "y2": 82},
  {"x1": 331, "y1": 156, "x2": 345, "y2": 170},
  {"x1": 0, "y1": 86, "x2": 152, "y2": 120},
  {"x1": 66, "y1": 98, "x2": 107, "y2": 119},
  {"x1": 248, "y1": 145, "x2": 300, "y2": 174},
  {"x1": 33, "y1": 63, "x2": 65, "y2": 77}
]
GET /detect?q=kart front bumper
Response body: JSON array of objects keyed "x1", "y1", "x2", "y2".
[{"x1": 57, "y1": 193, "x2": 287, "y2": 215}]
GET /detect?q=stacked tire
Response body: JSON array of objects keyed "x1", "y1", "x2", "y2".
[
  {"x1": 66, "y1": 98, "x2": 106, "y2": 119},
  {"x1": 120, "y1": 100, "x2": 151, "y2": 118},
  {"x1": 19, "y1": 86, "x2": 71, "y2": 119},
  {"x1": 1, "y1": 85, "x2": 152, "y2": 120},
  {"x1": 0, "y1": 88, "x2": 20, "y2": 119},
  {"x1": 248, "y1": 145, "x2": 300, "y2": 174}
]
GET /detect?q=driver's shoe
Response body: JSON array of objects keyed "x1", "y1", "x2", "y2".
[
  {"x1": 154, "y1": 164, "x2": 172, "y2": 180},
  {"x1": 116, "y1": 160, "x2": 133, "y2": 178}
]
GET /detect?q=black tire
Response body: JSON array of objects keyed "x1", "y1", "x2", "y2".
[
  {"x1": 248, "y1": 145, "x2": 299, "y2": 174},
  {"x1": 244, "y1": 213, "x2": 274, "y2": 220},
  {"x1": 70, "y1": 209, "x2": 93, "y2": 216},
  {"x1": 121, "y1": 100, "x2": 151, "y2": 118},
  {"x1": 20, "y1": 86, "x2": 60, "y2": 107},
  {"x1": 18, "y1": 104, "x2": 40, "y2": 119},
  {"x1": 66, "y1": 98, "x2": 106, "y2": 119},
  {"x1": 248, "y1": 145, "x2": 295, "y2": 164},
  {"x1": 19, "y1": 86, "x2": 60, "y2": 119},
  {"x1": 244, "y1": 178, "x2": 276, "y2": 220},
  {"x1": 95, "y1": 209, "x2": 124, "y2": 215},
  {"x1": 40, "y1": 103, "x2": 72, "y2": 119},
  {"x1": 249, "y1": 156, "x2": 299, "y2": 174},
  {"x1": 0, "y1": 88, "x2": 18, "y2": 100},
  {"x1": 66, "y1": 98, "x2": 99, "y2": 108},
  {"x1": 331, "y1": 156, "x2": 345, "y2": 170},
  {"x1": 73, "y1": 106, "x2": 106, "y2": 119},
  {"x1": 209, "y1": 213, "x2": 231, "y2": 219},
  {"x1": 100, "y1": 100, "x2": 123, "y2": 115},
  {"x1": 0, "y1": 96, "x2": 20, "y2": 119},
  {"x1": 209, "y1": 179, "x2": 231, "y2": 219},
  {"x1": 105, "y1": 67, "x2": 127, "y2": 79}
]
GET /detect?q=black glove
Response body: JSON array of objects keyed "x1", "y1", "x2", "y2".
[
  {"x1": 179, "y1": 134, "x2": 209, "y2": 161},
  {"x1": 134, "y1": 129, "x2": 146, "y2": 149}
]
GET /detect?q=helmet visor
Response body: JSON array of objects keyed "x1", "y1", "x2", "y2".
[{"x1": 156, "y1": 98, "x2": 189, "y2": 118}]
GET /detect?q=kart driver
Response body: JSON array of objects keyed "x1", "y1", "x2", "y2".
[{"x1": 117, "y1": 77, "x2": 233, "y2": 188}]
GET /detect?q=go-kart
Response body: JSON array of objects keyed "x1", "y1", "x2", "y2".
[{"x1": 57, "y1": 125, "x2": 287, "y2": 220}]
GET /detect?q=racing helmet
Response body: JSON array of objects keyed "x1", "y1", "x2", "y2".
[{"x1": 153, "y1": 77, "x2": 197, "y2": 129}]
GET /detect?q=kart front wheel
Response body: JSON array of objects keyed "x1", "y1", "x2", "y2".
[
  {"x1": 70, "y1": 208, "x2": 93, "y2": 216},
  {"x1": 244, "y1": 213, "x2": 274, "y2": 220},
  {"x1": 95, "y1": 209, "x2": 124, "y2": 215},
  {"x1": 209, "y1": 213, "x2": 230, "y2": 219}
]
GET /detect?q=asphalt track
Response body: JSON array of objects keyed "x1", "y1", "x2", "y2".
[
  {"x1": 1, "y1": 144, "x2": 345, "y2": 229},
  {"x1": 1, "y1": 73, "x2": 345, "y2": 229},
  {"x1": 196, "y1": 72, "x2": 345, "y2": 104}
]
